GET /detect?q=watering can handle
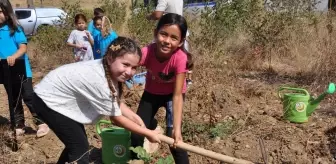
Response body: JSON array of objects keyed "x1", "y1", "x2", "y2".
[
  {"x1": 278, "y1": 87, "x2": 310, "y2": 99},
  {"x1": 96, "y1": 119, "x2": 112, "y2": 135}
]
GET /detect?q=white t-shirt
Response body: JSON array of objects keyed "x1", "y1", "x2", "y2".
[
  {"x1": 155, "y1": 0, "x2": 190, "y2": 37},
  {"x1": 67, "y1": 29, "x2": 94, "y2": 61},
  {"x1": 155, "y1": 0, "x2": 183, "y2": 16},
  {"x1": 34, "y1": 59, "x2": 121, "y2": 124}
]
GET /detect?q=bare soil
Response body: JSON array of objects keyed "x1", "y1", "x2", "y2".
[{"x1": 0, "y1": 52, "x2": 336, "y2": 164}]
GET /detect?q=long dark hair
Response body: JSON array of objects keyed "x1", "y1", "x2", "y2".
[
  {"x1": 0, "y1": 0, "x2": 20, "y2": 35},
  {"x1": 102, "y1": 36, "x2": 142, "y2": 105},
  {"x1": 156, "y1": 13, "x2": 194, "y2": 70}
]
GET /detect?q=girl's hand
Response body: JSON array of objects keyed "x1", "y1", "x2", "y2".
[
  {"x1": 7, "y1": 56, "x2": 17, "y2": 66},
  {"x1": 75, "y1": 55, "x2": 81, "y2": 62},
  {"x1": 146, "y1": 130, "x2": 161, "y2": 143},
  {"x1": 172, "y1": 128, "x2": 183, "y2": 148},
  {"x1": 75, "y1": 44, "x2": 83, "y2": 49},
  {"x1": 85, "y1": 31, "x2": 91, "y2": 38}
]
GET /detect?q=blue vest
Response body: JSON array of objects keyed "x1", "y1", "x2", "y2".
[{"x1": 0, "y1": 25, "x2": 32, "y2": 77}]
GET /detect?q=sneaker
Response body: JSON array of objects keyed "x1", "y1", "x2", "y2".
[
  {"x1": 36, "y1": 124, "x2": 50, "y2": 138},
  {"x1": 15, "y1": 128, "x2": 25, "y2": 136}
]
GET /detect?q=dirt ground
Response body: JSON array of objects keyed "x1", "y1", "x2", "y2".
[{"x1": 0, "y1": 52, "x2": 336, "y2": 164}]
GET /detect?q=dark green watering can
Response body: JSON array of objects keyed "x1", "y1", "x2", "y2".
[
  {"x1": 96, "y1": 120, "x2": 131, "y2": 164},
  {"x1": 278, "y1": 83, "x2": 335, "y2": 123}
]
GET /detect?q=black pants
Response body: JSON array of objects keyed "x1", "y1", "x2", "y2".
[
  {"x1": 131, "y1": 91, "x2": 189, "y2": 164},
  {"x1": 3, "y1": 77, "x2": 43, "y2": 128},
  {"x1": 33, "y1": 93, "x2": 89, "y2": 164}
]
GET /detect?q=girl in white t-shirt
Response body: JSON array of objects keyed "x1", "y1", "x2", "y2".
[
  {"x1": 67, "y1": 14, "x2": 94, "y2": 62},
  {"x1": 33, "y1": 37, "x2": 161, "y2": 164}
]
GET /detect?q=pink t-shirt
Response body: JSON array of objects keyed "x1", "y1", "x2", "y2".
[{"x1": 141, "y1": 43, "x2": 187, "y2": 95}]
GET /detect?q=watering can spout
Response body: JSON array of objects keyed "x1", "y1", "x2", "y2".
[
  {"x1": 309, "y1": 93, "x2": 327, "y2": 105},
  {"x1": 307, "y1": 83, "x2": 335, "y2": 116}
]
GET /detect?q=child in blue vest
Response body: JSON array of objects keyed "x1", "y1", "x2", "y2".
[
  {"x1": 92, "y1": 16, "x2": 103, "y2": 59},
  {"x1": 0, "y1": 0, "x2": 49, "y2": 137},
  {"x1": 92, "y1": 16, "x2": 118, "y2": 59},
  {"x1": 87, "y1": 8, "x2": 104, "y2": 36}
]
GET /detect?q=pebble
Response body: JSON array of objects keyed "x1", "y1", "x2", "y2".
[
  {"x1": 234, "y1": 150, "x2": 248, "y2": 159},
  {"x1": 257, "y1": 110, "x2": 265, "y2": 115},
  {"x1": 214, "y1": 137, "x2": 221, "y2": 144},
  {"x1": 309, "y1": 123, "x2": 316, "y2": 127},
  {"x1": 313, "y1": 158, "x2": 322, "y2": 164},
  {"x1": 233, "y1": 136, "x2": 242, "y2": 143},
  {"x1": 271, "y1": 152, "x2": 276, "y2": 157},
  {"x1": 232, "y1": 114, "x2": 238, "y2": 119},
  {"x1": 237, "y1": 119, "x2": 245, "y2": 126},
  {"x1": 21, "y1": 143, "x2": 30, "y2": 150},
  {"x1": 220, "y1": 147, "x2": 233, "y2": 156}
]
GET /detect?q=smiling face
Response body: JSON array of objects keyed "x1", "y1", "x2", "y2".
[
  {"x1": 154, "y1": 24, "x2": 183, "y2": 59},
  {"x1": 107, "y1": 53, "x2": 140, "y2": 82}
]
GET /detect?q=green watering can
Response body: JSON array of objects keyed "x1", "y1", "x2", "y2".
[
  {"x1": 278, "y1": 83, "x2": 335, "y2": 123},
  {"x1": 96, "y1": 120, "x2": 131, "y2": 164}
]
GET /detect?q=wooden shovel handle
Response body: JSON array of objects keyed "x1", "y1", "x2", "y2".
[{"x1": 158, "y1": 134, "x2": 254, "y2": 164}]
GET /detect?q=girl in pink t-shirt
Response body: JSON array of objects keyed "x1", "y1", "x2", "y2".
[{"x1": 131, "y1": 13, "x2": 193, "y2": 164}]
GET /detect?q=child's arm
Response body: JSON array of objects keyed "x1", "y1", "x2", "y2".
[
  {"x1": 120, "y1": 102, "x2": 145, "y2": 127},
  {"x1": 7, "y1": 44, "x2": 27, "y2": 66},
  {"x1": 67, "y1": 31, "x2": 82, "y2": 49},
  {"x1": 172, "y1": 73, "x2": 186, "y2": 146},
  {"x1": 85, "y1": 31, "x2": 94, "y2": 46},
  {"x1": 8, "y1": 27, "x2": 28, "y2": 66},
  {"x1": 66, "y1": 42, "x2": 82, "y2": 49},
  {"x1": 110, "y1": 115, "x2": 160, "y2": 143},
  {"x1": 146, "y1": 0, "x2": 165, "y2": 20}
]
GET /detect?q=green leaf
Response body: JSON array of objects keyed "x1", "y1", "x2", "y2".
[
  {"x1": 156, "y1": 155, "x2": 174, "y2": 164},
  {"x1": 130, "y1": 146, "x2": 152, "y2": 162}
]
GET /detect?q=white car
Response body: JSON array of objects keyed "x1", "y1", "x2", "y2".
[{"x1": 14, "y1": 7, "x2": 67, "y2": 36}]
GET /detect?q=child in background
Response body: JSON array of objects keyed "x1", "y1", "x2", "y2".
[
  {"x1": 33, "y1": 37, "x2": 161, "y2": 164},
  {"x1": 186, "y1": 70, "x2": 193, "y2": 85},
  {"x1": 131, "y1": 13, "x2": 193, "y2": 164},
  {"x1": 97, "y1": 16, "x2": 118, "y2": 57},
  {"x1": 92, "y1": 16, "x2": 103, "y2": 59},
  {"x1": 0, "y1": 0, "x2": 49, "y2": 137},
  {"x1": 88, "y1": 7, "x2": 104, "y2": 35},
  {"x1": 67, "y1": 14, "x2": 94, "y2": 62},
  {"x1": 91, "y1": 16, "x2": 118, "y2": 59}
]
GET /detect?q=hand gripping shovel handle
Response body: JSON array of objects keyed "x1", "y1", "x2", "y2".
[{"x1": 158, "y1": 134, "x2": 254, "y2": 164}]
